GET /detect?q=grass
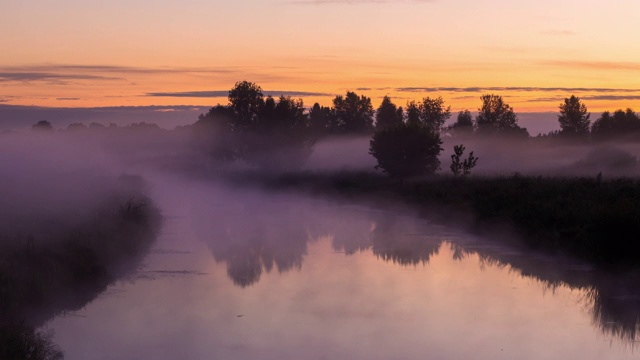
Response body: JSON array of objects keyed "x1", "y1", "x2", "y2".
[
  {"x1": 232, "y1": 170, "x2": 640, "y2": 268},
  {"x1": 0, "y1": 179, "x2": 161, "y2": 360}
]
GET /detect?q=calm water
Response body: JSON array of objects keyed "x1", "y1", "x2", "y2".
[{"x1": 45, "y1": 175, "x2": 640, "y2": 359}]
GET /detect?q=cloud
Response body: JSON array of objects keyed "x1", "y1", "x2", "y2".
[
  {"x1": 288, "y1": 0, "x2": 434, "y2": 4},
  {"x1": 0, "y1": 72, "x2": 119, "y2": 83},
  {"x1": 523, "y1": 95, "x2": 640, "y2": 103},
  {"x1": 56, "y1": 97, "x2": 81, "y2": 101},
  {"x1": 581, "y1": 95, "x2": 640, "y2": 101},
  {"x1": 355, "y1": 87, "x2": 391, "y2": 91},
  {"x1": 0, "y1": 64, "x2": 241, "y2": 85},
  {"x1": 396, "y1": 86, "x2": 640, "y2": 93},
  {"x1": 540, "y1": 60, "x2": 640, "y2": 71},
  {"x1": 145, "y1": 90, "x2": 332, "y2": 98},
  {"x1": 0, "y1": 64, "x2": 235, "y2": 75}
]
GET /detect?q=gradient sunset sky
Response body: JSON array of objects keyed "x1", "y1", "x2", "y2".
[{"x1": 2, "y1": 0, "x2": 640, "y2": 113}]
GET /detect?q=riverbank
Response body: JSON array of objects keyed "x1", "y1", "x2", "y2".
[
  {"x1": 226, "y1": 170, "x2": 640, "y2": 269},
  {"x1": 0, "y1": 177, "x2": 161, "y2": 360}
]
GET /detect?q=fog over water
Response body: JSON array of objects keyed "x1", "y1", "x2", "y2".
[{"x1": 2, "y1": 126, "x2": 640, "y2": 359}]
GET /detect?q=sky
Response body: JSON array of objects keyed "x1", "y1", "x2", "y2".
[{"x1": 1, "y1": 0, "x2": 640, "y2": 115}]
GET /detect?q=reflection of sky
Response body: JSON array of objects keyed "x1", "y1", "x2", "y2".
[
  {"x1": 2, "y1": 0, "x2": 640, "y2": 111},
  {"x1": 46, "y1": 176, "x2": 639, "y2": 359}
]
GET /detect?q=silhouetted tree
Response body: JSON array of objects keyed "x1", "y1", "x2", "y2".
[
  {"x1": 475, "y1": 94, "x2": 528, "y2": 137},
  {"x1": 405, "y1": 101, "x2": 421, "y2": 127},
  {"x1": 418, "y1": 96, "x2": 451, "y2": 132},
  {"x1": 309, "y1": 103, "x2": 334, "y2": 136},
  {"x1": 369, "y1": 123, "x2": 443, "y2": 179},
  {"x1": 449, "y1": 110, "x2": 474, "y2": 137},
  {"x1": 332, "y1": 91, "x2": 374, "y2": 133},
  {"x1": 196, "y1": 83, "x2": 314, "y2": 168},
  {"x1": 228, "y1": 80, "x2": 265, "y2": 132},
  {"x1": 375, "y1": 96, "x2": 403, "y2": 130},
  {"x1": 591, "y1": 108, "x2": 640, "y2": 141},
  {"x1": 558, "y1": 95, "x2": 590, "y2": 137},
  {"x1": 31, "y1": 120, "x2": 53, "y2": 132},
  {"x1": 66, "y1": 123, "x2": 87, "y2": 131},
  {"x1": 450, "y1": 144, "x2": 478, "y2": 177},
  {"x1": 246, "y1": 95, "x2": 314, "y2": 169}
]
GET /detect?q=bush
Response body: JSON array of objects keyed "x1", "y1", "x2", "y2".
[{"x1": 369, "y1": 123, "x2": 443, "y2": 179}]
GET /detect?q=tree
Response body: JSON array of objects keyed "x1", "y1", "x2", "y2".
[
  {"x1": 332, "y1": 91, "x2": 374, "y2": 133},
  {"x1": 418, "y1": 96, "x2": 451, "y2": 132},
  {"x1": 450, "y1": 144, "x2": 478, "y2": 177},
  {"x1": 475, "y1": 94, "x2": 528, "y2": 137},
  {"x1": 558, "y1": 95, "x2": 590, "y2": 137},
  {"x1": 405, "y1": 101, "x2": 421, "y2": 127},
  {"x1": 369, "y1": 123, "x2": 443, "y2": 179},
  {"x1": 228, "y1": 80, "x2": 265, "y2": 132},
  {"x1": 375, "y1": 96, "x2": 403, "y2": 130},
  {"x1": 66, "y1": 123, "x2": 87, "y2": 131},
  {"x1": 31, "y1": 120, "x2": 53, "y2": 132},
  {"x1": 449, "y1": 110, "x2": 474, "y2": 137},
  {"x1": 196, "y1": 85, "x2": 314, "y2": 169},
  {"x1": 591, "y1": 108, "x2": 640, "y2": 140},
  {"x1": 309, "y1": 103, "x2": 333, "y2": 136}
]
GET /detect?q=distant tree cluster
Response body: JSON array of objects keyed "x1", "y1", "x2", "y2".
[
  {"x1": 534, "y1": 95, "x2": 640, "y2": 141},
  {"x1": 370, "y1": 93, "x2": 532, "y2": 179},
  {"x1": 195, "y1": 81, "x2": 315, "y2": 169}
]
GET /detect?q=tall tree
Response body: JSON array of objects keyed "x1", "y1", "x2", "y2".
[
  {"x1": 375, "y1": 96, "x2": 403, "y2": 130},
  {"x1": 449, "y1": 110, "x2": 474, "y2": 137},
  {"x1": 228, "y1": 80, "x2": 265, "y2": 131},
  {"x1": 31, "y1": 120, "x2": 53, "y2": 132},
  {"x1": 405, "y1": 101, "x2": 421, "y2": 127},
  {"x1": 591, "y1": 108, "x2": 640, "y2": 140},
  {"x1": 369, "y1": 123, "x2": 443, "y2": 179},
  {"x1": 418, "y1": 96, "x2": 451, "y2": 132},
  {"x1": 475, "y1": 94, "x2": 528, "y2": 137},
  {"x1": 558, "y1": 95, "x2": 590, "y2": 137},
  {"x1": 309, "y1": 103, "x2": 333, "y2": 136},
  {"x1": 332, "y1": 91, "x2": 374, "y2": 133}
]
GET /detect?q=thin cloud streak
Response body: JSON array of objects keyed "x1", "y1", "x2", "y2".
[
  {"x1": 0, "y1": 64, "x2": 236, "y2": 75},
  {"x1": 0, "y1": 72, "x2": 120, "y2": 83},
  {"x1": 288, "y1": 0, "x2": 434, "y2": 4},
  {"x1": 396, "y1": 86, "x2": 640, "y2": 93},
  {"x1": 525, "y1": 95, "x2": 640, "y2": 103},
  {"x1": 146, "y1": 90, "x2": 333, "y2": 98},
  {"x1": 540, "y1": 60, "x2": 640, "y2": 71}
]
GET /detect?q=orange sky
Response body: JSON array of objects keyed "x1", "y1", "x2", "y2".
[{"x1": 1, "y1": 0, "x2": 640, "y2": 113}]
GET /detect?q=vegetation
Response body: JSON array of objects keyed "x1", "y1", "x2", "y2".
[
  {"x1": 369, "y1": 123, "x2": 443, "y2": 179},
  {"x1": 241, "y1": 170, "x2": 640, "y2": 268},
  {"x1": 449, "y1": 144, "x2": 478, "y2": 177},
  {"x1": 368, "y1": 95, "x2": 446, "y2": 179},
  {"x1": 448, "y1": 110, "x2": 474, "y2": 137},
  {"x1": 591, "y1": 108, "x2": 640, "y2": 141},
  {"x1": 375, "y1": 96, "x2": 403, "y2": 131},
  {"x1": 558, "y1": 95, "x2": 590, "y2": 137},
  {"x1": 475, "y1": 94, "x2": 528, "y2": 137},
  {"x1": 196, "y1": 81, "x2": 314, "y2": 169},
  {"x1": 0, "y1": 178, "x2": 161, "y2": 360},
  {"x1": 31, "y1": 121, "x2": 53, "y2": 132}
]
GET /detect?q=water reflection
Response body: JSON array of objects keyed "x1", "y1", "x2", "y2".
[{"x1": 190, "y1": 186, "x2": 640, "y2": 343}]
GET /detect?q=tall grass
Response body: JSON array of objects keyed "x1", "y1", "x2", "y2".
[{"x1": 0, "y1": 178, "x2": 161, "y2": 360}]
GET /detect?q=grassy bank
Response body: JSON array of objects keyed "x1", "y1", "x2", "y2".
[
  {"x1": 0, "y1": 178, "x2": 161, "y2": 360},
  {"x1": 235, "y1": 170, "x2": 640, "y2": 268}
]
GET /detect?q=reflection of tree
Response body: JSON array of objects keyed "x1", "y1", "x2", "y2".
[
  {"x1": 452, "y1": 239, "x2": 640, "y2": 344},
  {"x1": 370, "y1": 217, "x2": 443, "y2": 266},
  {"x1": 194, "y1": 200, "x2": 311, "y2": 287},
  {"x1": 192, "y1": 192, "x2": 640, "y2": 343}
]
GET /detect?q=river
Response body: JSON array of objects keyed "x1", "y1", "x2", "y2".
[{"x1": 44, "y1": 173, "x2": 640, "y2": 360}]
